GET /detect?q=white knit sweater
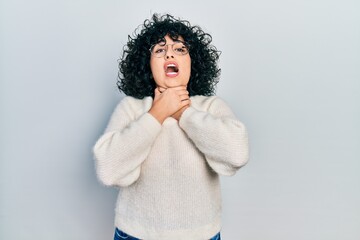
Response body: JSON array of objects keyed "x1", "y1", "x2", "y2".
[{"x1": 93, "y1": 95, "x2": 249, "y2": 240}]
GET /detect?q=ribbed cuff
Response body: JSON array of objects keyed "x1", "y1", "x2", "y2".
[
  {"x1": 139, "y1": 112, "x2": 162, "y2": 137},
  {"x1": 179, "y1": 106, "x2": 197, "y2": 129}
]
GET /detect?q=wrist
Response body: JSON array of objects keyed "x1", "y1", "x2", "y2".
[{"x1": 148, "y1": 108, "x2": 167, "y2": 124}]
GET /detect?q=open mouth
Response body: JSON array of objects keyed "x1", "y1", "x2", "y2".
[{"x1": 164, "y1": 62, "x2": 179, "y2": 77}]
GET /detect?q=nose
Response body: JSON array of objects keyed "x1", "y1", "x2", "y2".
[{"x1": 164, "y1": 46, "x2": 175, "y2": 59}]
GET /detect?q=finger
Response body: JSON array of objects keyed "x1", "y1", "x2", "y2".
[
  {"x1": 158, "y1": 87, "x2": 166, "y2": 93},
  {"x1": 176, "y1": 89, "x2": 189, "y2": 96},
  {"x1": 179, "y1": 94, "x2": 190, "y2": 101},
  {"x1": 176, "y1": 92, "x2": 189, "y2": 101},
  {"x1": 169, "y1": 86, "x2": 187, "y2": 91},
  {"x1": 154, "y1": 87, "x2": 161, "y2": 96},
  {"x1": 180, "y1": 99, "x2": 191, "y2": 107}
]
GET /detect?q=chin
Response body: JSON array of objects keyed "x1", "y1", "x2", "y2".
[{"x1": 163, "y1": 80, "x2": 183, "y2": 88}]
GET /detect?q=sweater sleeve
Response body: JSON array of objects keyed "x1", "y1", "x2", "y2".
[
  {"x1": 93, "y1": 97, "x2": 162, "y2": 187},
  {"x1": 179, "y1": 97, "x2": 249, "y2": 176}
]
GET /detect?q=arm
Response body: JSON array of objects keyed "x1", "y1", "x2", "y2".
[
  {"x1": 148, "y1": 86, "x2": 190, "y2": 124},
  {"x1": 179, "y1": 97, "x2": 249, "y2": 176},
  {"x1": 93, "y1": 97, "x2": 161, "y2": 187}
]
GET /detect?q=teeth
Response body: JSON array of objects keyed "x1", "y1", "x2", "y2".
[
  {"x1": 166, "y1": 63, "x2": 178, "y2": 72},
  {"x1": 165, "y1": 63, "x2": 179, "y2": 74}
]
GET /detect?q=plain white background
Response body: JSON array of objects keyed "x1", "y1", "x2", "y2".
[{"x1": 1, "y1": 0, "x2": 359, "y2": 239}]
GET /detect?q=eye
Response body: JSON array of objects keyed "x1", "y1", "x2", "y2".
[
  {"x1": 173, "y1": 43, "x2": 188, "y2": 53},
  {"x1": 152, "y1": 45, "x2": 166, "y2": 54},
  {"x1": 174, "y1": 47, "x2": 186, "y2": 52},
  {"x1": 154, "y1": 48, "x2": 166, "y2": 54}
]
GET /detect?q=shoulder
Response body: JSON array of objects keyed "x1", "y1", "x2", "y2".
[
  {"x1": 118, "y1": 95, "x2": 150, "y2": 105},
  {"x1": 190, "y1": 95, "x2": 235, "y2": 118},
  {"x1": 113, "y1": 96, "x2": 153, "y2": 117},
  {"x1": 190, "y1": 95, "x2": 230, "y2": 111}
]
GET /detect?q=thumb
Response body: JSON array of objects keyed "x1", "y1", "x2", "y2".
[
  {"x1": 158, "y1": 87, "x2": 166, "y2": 93},
  {"x1": 154, "y1": 87, "x2": 161, "y2": 96}
]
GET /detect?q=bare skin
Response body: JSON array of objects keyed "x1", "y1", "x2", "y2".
[
  {"x1": 149, "y1": 86, "x2": 191, "y2": 124},
  {"x1": 148, "y1": 35, "x2": 191, "y2": 124}
]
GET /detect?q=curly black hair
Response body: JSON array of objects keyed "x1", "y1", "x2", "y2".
[{"x1": 117, "y1": 13, "x2": 221, "y2": 99}]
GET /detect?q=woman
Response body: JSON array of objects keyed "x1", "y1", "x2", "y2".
[{"x1": 93, "y1": 13, "x2": 249, "y2": 240}]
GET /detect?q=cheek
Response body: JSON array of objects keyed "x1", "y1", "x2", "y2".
[
  {"x1": 150, "y1": 59, "x2": 155, "y2": 74},
  {"x1": 185, "y1": 58, "x2": 191, "y2": 76},
  {"x1": 150, "y1": 60, "x2": 162, "y2": 78}
]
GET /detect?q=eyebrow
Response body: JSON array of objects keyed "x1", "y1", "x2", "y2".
[{"x1": 156, "y1": 39, "x2": 184, "y2": 45}]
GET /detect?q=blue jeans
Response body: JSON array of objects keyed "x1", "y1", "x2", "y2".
[{"x1": 114, "y1": 227, "x2": 221, "y2": 240}]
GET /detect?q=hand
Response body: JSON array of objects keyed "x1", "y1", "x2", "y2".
[
  {"x1": 171, "y1": 104, "x2": 190, "y2": 121},
  {"x1": 148, "y1": 86, "x2": 190, "y2": 124}
]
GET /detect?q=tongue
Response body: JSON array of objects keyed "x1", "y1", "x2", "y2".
[{"x1": 166, "y1": 66, "x2": 178, "y2": 73}]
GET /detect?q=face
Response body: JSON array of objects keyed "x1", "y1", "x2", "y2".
[{"x1": 150, "y1": 35, "x2": 191, "y2": 89}]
